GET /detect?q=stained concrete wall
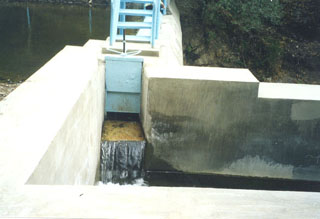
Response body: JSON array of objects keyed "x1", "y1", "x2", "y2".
[
  {"x1": 140, "y1": 0, "x2": 183, "y2": 137},
  {"x1": 0, "y1": 40, "x2": 105, "y2": 186},
  {"x1": 141, "y1": 0, "x2": 320, "y2": 181},
  {"x1": 142, "y1": 65, "x2": 320, "y2": 181}
]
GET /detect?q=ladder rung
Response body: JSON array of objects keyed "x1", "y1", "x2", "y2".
[
  {"x1": 119, "y1": 9, "x2": 153, "y2": 16},
  {"x1": 118, "y1": 22, "x2": 152, "y2": 29},
  {"x1": 116, "y1": 35, "x2": 151, "y2": 42}
]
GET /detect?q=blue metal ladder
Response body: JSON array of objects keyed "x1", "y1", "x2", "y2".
[{"x1": 109, "y1": 0, "x2": 167, "y2": 48}]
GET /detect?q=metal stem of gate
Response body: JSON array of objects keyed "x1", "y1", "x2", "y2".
[
  {"x1": 107, "y1": 27, "x2": 141, "y2": 56},
  {"x1": 123, "y1": 29, "x2": 126, "y2": 54}
]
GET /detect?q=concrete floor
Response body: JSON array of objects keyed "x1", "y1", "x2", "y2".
[{"x1": 1, "y1": 184, "x2": 320, "y2": 218}]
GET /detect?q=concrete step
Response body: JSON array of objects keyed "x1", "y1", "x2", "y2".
[{"x1": 103, "y1": 37, "x2": 160, "y2": 57}]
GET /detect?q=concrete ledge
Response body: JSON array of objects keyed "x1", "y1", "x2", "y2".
[
  {"x1": 158, "y1": 13, "x2": 183, "y2": 66},
  {"x1": 1, "y1": 185, "x2": 320, "y2": 218},
  {"x1": 0, "y1": 42, "x2": 105, "y2": 186},
  {"x1": 145, "y1": 65, "x2": 258, "y2": 82},
  {"x1": 259, "y1": 82, "x2": 320, "y2": 101},
  {"x1": 103, "y1": 38, "x2": 160, "y2": 57}
]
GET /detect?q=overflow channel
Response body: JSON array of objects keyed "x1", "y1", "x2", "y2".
[{"x1": 100, "y1": 113, "x2": 146, "y2": 184}]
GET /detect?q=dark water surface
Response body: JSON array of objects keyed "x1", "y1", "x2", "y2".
[
  {"x1": 102, "y1": 114, "x2": 320, "y2": 192},
  {"x1": 145, "y1": 171, "x2": 320, "y2": 192},
  {"x1": 0, "y1": 2, "x2": 110, "y2": 82}
]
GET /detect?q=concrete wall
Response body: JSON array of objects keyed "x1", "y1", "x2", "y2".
[
  {"x1": 0, "y1": 40, "x2": 105, "y2": 186},
  {"x1": 157, "y1": 0, "x2": 183, "y2": 66},
  {"x1": 141, "y1": 0, "x2": 320, "y2": 181},
  {"x1": 141, "y1": 0, "x2": 183, "y2": 136},
  {"x1": 142, "y1": 66, "x2": 320, "y2": 181}
]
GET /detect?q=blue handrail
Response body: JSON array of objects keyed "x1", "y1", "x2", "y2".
[
  {"x1": 119, "y1": 1, "x2": 125, "y2": 35},
  {"x1": 110, "y1": 0, "x2": 120, "y2": 46},
  {"x1": 151, "y1": 0, "x2": 158, "y2": 47},
  {"x1": 163, "y1": 0, "x2": 167, "y2": 15}
]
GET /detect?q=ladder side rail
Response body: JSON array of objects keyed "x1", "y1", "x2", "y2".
[
  {"x1": 155, "y1": 0, "x2": 160, "y2": 39},
  {"x1": 159, "y1": 9, "x2": 162, "y2": 38},
  {"x1": 109, "y1": 0, "x2": 115, "y2": 45},
  {"x1": 163, "y1": 0, "x2": 167, "y2": 15},
  {"x1": 119, "y1": 1, "x2": 126, "y2": 35},
  {"x1": 151, "y1": 0, "x2": 157, "y2": 48},
  {"x1": 110, "y1": 0, "x2": 121, "y2": 45}
]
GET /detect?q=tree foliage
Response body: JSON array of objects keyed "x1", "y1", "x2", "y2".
[
  {"x1": 176, "y1": 0, "x2": 320, "y2": 81},
  {"x1": 203, "y1": 0, "x2": 282, "y2": 32},
  {"x1": 200, "y1": 0, "x2": 284, "y2": 79},
  {"x1": 280, "y1": 0, "x2": 320, "y2": 40}
]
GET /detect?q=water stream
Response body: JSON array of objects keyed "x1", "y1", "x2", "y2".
[{"x1": 100, "y1": 140, "x2": 146, "y2": 184}]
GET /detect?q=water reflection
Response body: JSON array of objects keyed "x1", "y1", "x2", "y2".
[
  {"x1": 26, "y1": 6, "x2": 31, "y2": 30},
  {"x1": 0, "y1": 3, "x2": 110, "y2": 82},
  {"x1": 89, "y1": 7, "x2": 92, "y2": 34},
  {"x1": 26, "y1": 5, "x2": 32, "y2": 51}
]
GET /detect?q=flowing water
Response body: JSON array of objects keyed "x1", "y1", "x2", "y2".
[
  {"x1": 0, "y1": 2, "x2": 110, "y2": 82},
  {"x1": 100, "y1": 115, "x2": 146, "y2": 184},
  {"x1": 99, "y1": 115, "x2": 320, "y2": 191},
  {"x1": 100, "y1": 140, "x2": 146, "y2": 184}
]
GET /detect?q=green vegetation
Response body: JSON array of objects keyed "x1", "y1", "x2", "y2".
[
  {"x1": 177, "y1": 0, "x2": 320, "y2": 83},
  {"x1": 203, "y1": 0, "x2": 283, "y2": 79}
]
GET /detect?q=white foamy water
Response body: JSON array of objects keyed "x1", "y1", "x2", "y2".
[{"x1": 96, "y1": 178, "x2": 148, "y2": 187}]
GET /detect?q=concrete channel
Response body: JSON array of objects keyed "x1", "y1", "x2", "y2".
[{"x1": 0, "y1": 0, "x2": 320, "y2": 218}]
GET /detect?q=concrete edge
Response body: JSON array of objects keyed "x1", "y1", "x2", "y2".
[
  {"x1": 0, "y1": 43, "x2": 104, "y2": 187},
  {"x1": 258, "y1": 82, "x2": 320, "y2": 101},
  {"x1": 144, "y1": 65, "x2": 259, "y2": 83}
]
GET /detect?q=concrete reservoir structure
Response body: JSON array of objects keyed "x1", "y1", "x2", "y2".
[{"x1": 0, "y1": 0, "x2": 320, "y2": 218}]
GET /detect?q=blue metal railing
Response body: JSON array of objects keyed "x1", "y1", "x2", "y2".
[
  {"x1": 119, "y1": 1, "x2": 126, "y2": 35},
  {"x1": 109, "y1": 0, "x2": 167, "y2": 48},
  {"x1": 153, "y1": 0, "x2": 159, "y2": 46},
  {"x1": 163, "y1": 0, "x2": 168, "y2": 15},
  {"x1": 109, "y1": 0, "x2": 120, "y2": 46}
]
